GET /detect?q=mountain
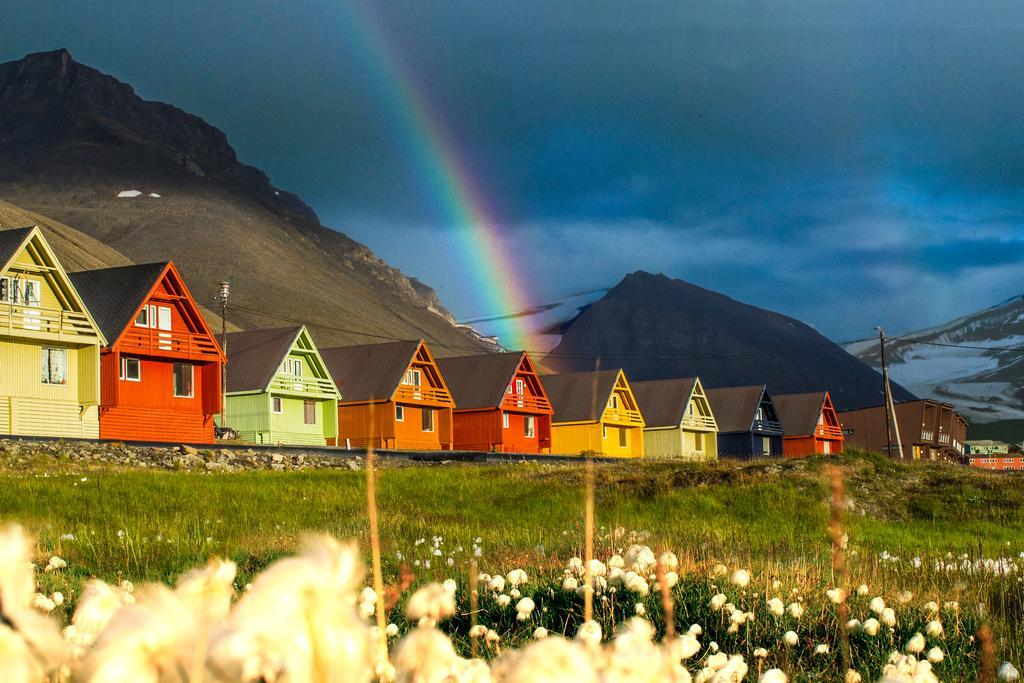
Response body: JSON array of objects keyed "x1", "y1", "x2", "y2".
[
  {"x1": 845, "y1": 295, "x2": 1024, "y2": 423},
  {"x1": 0, "y1": 49, "x2": 486, "y2": 353},
  {"x1": 545, "y1": 271, "x2": 915, "y2": 411}
]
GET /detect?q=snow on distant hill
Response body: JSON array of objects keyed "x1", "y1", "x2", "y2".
[{"x1": 845, "y1": 296, "x2": 1024, "y2": 423}]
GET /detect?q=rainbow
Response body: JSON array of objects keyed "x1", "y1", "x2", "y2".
[{"x1": 334, "y1": 4, "x2": 535, "y2": 351}]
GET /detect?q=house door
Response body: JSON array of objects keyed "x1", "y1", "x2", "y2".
[
  {"x1": 823, "y1": 440, "x2": 831, "y2": 454},
  {"x1": 157, "y1": 306, "x2": 172, "y2": 350}
]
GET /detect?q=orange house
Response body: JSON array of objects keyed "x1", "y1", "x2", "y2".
[
  {"x1": 69, "y1": 262, "x2": 224, "y2": 443},
  {"x1": 437, "y1": 352, "x2": 553, "y2": 453},
  {"x1": 320, "y1": 339, "x2": 454, "y2": 451},
  {"x1": 773, "y1": 391, "x2": 844, "y2": 457}
]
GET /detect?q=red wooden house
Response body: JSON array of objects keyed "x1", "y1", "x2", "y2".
[
  {"x1": 773, "y1": 391, "x2": 844, "y2": 457},
  {"x1": 437, "y1": 352, "x2": 553, "y2": 453},
  {"x1": 69, "y1": 262, "x2": 224, "y2": 443}
]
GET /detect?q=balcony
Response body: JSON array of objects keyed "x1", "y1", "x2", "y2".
[
  {"x1": 500, "y1": 394, "x2": 552, "y2": 413},
  {"x1": 815, "y1": 423, "x2": 844, "y2": 440},
  {"x1": 752, "y1": 419, "x2": 783, "y2": 435},
  {"x1": 269, "y1": 375, "x2": 338, "y2": 397},
  {"x1": 1, "y1": 304, "x2": 98, "y2": 341},
  {"x1": 681, "y1": 414, "x2": 717, "y2": 431},
  {"x1": 921, "y1": 430, "x2": 935, "y2": 442},
  {"x1": 119, "y1": 327, "x2": 221, "y2": 361},
  {"x1": 603, "y1": 407, "x2": 644, "y2": 426},
  {"x1": 394, "y1": 384, "x2": 454, "y2": 406}
]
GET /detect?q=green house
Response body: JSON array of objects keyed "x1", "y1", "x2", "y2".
[{"x1": 221, "y1": 326, "x2": 340, "y2": 445}]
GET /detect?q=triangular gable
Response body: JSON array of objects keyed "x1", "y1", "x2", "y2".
[
  {"x1": 1, "y1": 226, "x2": 106, "y2": 345},
  {"x1": 286, "y1": 326, "x2": 341, "y2": 398},
  {"x1": 751, "y1": 387, "x2": 781, "y2": 431},
  {"x1": 395, "y1": 340, "x2": 452, "y2": 402},
  {"x1": 685, "y1": 378, "x2": 718, "y2": 430},
  {"x1": 505, "y1": 353, "x2": 552, "y2": 411},
  {"x1": 601, "y1": 370, "x2": 644, "y2": 426}
]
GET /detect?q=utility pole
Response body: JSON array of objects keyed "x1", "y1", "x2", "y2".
[
  {"x1": 217, "y1": 281, "x2": 231, "y2": 433},
  {"x1": 876, "y1": 327, "x2": 904, "y2": 459}
]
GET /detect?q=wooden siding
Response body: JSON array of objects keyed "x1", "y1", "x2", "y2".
[
  {"x1": 224, "y1": 392, "x2": 270, "y2": 443},
  {"x1": 334, "y1": 400, "x2": 453, "y2": 451},
  {"x1": 718, "y1": 432, "x2": 783, "y2": 460},
  {"x1": 452, "y1": 409, "x2": 552, "y2": 453},
  {"x1": 550, "y1": 421, "x2": 644, "y2": 457}
]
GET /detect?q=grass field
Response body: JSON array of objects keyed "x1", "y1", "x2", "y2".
[{"x1": 2, "y1": 448, "x2": 1022, "y2": 680}]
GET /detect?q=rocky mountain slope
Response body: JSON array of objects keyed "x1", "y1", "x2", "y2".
[
  {"x1": 0, "y1": 49, "x2": 485, "y2": 353},
  {"x1": 546, "y1": 271, "x2": 915, "y2": 411},
  {"x1": 846, "y1": 295, "x2": 1024, "y2": 423}
]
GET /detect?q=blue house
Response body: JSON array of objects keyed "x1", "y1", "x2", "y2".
[{"x1": 706, "y1": 385, "x2": 784, "y2": 459}]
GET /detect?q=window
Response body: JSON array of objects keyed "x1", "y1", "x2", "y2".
[
  {"x1": 173, "y1": 363, "x2": 194, "y2": 398},
  {"x1": 281, "y1": 358, "x2": 302, "y2": 377},
  {"x1": 120, "y1": 357, "x2": 141, "y2": 382},
  {"x1": 134, "y1": 306, "x2": 149, "y2": 327},
  {"x1": 608, "y1": 394, "x2": 619, "y2": 410},
  {"x1": 762, "y1": 436, "x2": 771, "y2": 455},
  {"x1": 303, "y1": 401, "x2": 317, "y2": 425},
  {"x1": 0, "y1": 276, "x2": 11, "y2": 303},
  {"x1": 619, "y1": 427, "x2": 628, "y2": 448},
  {"x1": 422, "y1": 408, "x2": 434, "y2": 432},
  {"x1": 22, "y1": 280, "x2": 40, "y2": 306},
  {"x1": 1, "y1": 277, "x2": 40, "y2": 306},
  {"x1": 403, "y1": 369, "x2": 421, "y2": 386},
  {"x1": 502, "y1": 412, "x2": 509, "y2": 429},
  {"x1": 395, "y1": 405, "x2": 405, "y2": 421},
  {"x1": 515, "y1": 379, "x2": 524, "y2": 395},
  {"x1": 602, "y1": 425, "x2": 608, "y2": 440},
  {"x1": 524, "y1": 415, "x2": 535, "y2": 438},
  {"x1": 694, "y1": 431, "x2": 703, "y2": 452},
  {"x1": 40, "y1": 348, "x2": 67, "y2": 385},
  {"x1": 272, "y1": 397, "x2": 283, "y2": 413}
]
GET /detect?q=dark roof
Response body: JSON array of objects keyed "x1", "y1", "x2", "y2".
[
  {"x1": 224, "y1": 326, "x2": 302, "y2": 393},
  {"x1": 0, "y1": 227, "x2": 34, "y2": 269},
  {"x1": 319, "y1": 340, "x2": 421, "y2": 402},
  {"x1": 773, "y1": 392, "x2": 827, "y2": 436},
  {"x1": 706, "y1": 385, "x2": 766, "y2": 433},
  {"x1": 437, "y1": 352, "x2": 524, "y2": 410},
  {"x1": 68, "y1": 263, "x2": 168, "y2": 344},
  {"x1": 540, "y1": 369, "x2": 620, "y2": 424},
  {"x1": 631, "y1": 377, "x2": 698, "y2": 429}
]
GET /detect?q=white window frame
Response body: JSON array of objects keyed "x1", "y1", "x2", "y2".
[
  {"x1": 40, "y1": 347, "x2": 68, "y2": 385},
  {"x1": 134, "y1": 306, "x2": 149, "y2": 327},
  {"x1": 403, "y1": 368, "x2": 422, "y2": 386},
  {"x1": 22, "y1": 279, "x2": 41, "y2": 306},
  {"x1": 524, "y1": 415, "x2": 535, "y2": 438},
  {"x1": 0, "y1": 275, "x2": 12, "y2": 303},
  {"x1": 602, "y1": 425, "x2": 608, "y2": 440},
  {"x1": 515, "y1": 379, "x2": 524, "y2": 395},
  {"x1": 422, "y1": 408, "x2": 434, "y2": 433},
  {"x1": 272, "y1": 396, "x2": 283, "y2": 414},
  {"x1": 173, "y1": 363, "x2": 194, "y2": 398},
  {"x1": 395, "y1": 404, "x2": 405, "y2": 422},
  {"x1": 120, "y1": 357, "x2": 141, "y2": 382},
  {"x1": 502, "y1": 412, "x2": 509, "y2": 429},
  {"x1": 608, "y1": 394, "x2": 619, "y2": 410}
]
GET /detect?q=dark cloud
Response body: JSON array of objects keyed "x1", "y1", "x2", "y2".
[{"x1": 2, "y1": 0, "x2": 1023, "y2": 342}]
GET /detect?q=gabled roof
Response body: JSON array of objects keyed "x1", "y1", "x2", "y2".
[
  {"x1": 225, "y1": 326, "x2": 304, "y2": 393},
  {"x1": 773, "y1": 391, "x2": 828, "y2": 436},
  {"x1": 320, "y1": 340, "x2": 423, "y2": 402},
  {"x1": 540, "y1": 369, "x2": 621, "y2": 424},
  {"x1": 0, "y1": 227, "x2": 34, "y2": 270},
  {"x1": 706, "y1": 385, "x2": 767, "y2": 433},
  {"x1": 69, "y1": 262, "x2": 169, "y2": 344},
  {"x1": 437, "y1": 352, "x2": 526, "y2": 410},
  {"x1": 631, "y1": 377, "x2": 698, "y2": 429}
]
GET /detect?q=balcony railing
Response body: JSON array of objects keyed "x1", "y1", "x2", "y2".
[
  {"x1": 681, "y1": 414, "x2": 717, "y2": 431},
  {"x1": 394, "y1": 384, "x2": 454, "y2": 406},
  {"x1": 921, "y1": 430, "x2": 935, "y2": 441},
  {"x1": 938, "y1": 434, "x2": 950, "y2": 444},
  {"x1": 752, "y1": 419, "x2": 784, "y2": 434},
  {"x1": 500, "y1": 394, "x2": 552, "y2": 413},
  {"x1": 269, "y1": 375, "x2": 338, "y2": 397},
  {"x1": 1, "y1": 303, "x2": 97, "y2": 340},
  {"x1": 815, "y1": 423, "x2": 844, "y2": 439},
  {"x1": 119, "y1": 327, "x2": 221, "y2": 360},
  {"x1": 603, "y1": 407, "x2": 644, "y2": 426}
]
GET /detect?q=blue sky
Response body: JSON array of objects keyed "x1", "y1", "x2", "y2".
[{"x1": 2, "y1": 0, "x2": 1023, "y2": 343}]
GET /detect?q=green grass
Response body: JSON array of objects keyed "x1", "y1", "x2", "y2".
[{"x1": 1, "y1": 448, "x2": 1022, "y2": 680}]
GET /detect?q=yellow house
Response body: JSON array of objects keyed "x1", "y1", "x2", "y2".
[
  {"x1": 0, "y1": 227, "x2": 105, "y2": 438},
  {"x1": 540, "y1": 369, "x2": 645, "y2": 457},
  {"x1": 632, "y1": 377, "x2": 719, "y2": 461}
]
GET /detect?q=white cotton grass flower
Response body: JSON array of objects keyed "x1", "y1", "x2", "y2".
[
  {"x1": 845, "y1": 669, "x2": 863, "y2": 683},
  {"x1": 585, "y1": 559, "x2": 606, "y2": 578},
  {"x1": 386, "y1": 623, "x2": 400, "y2": 638},
  {"x1": 881, "y1": 607, "x2": 897, "y2": 627},
  {"x1": 927, "y1": 647, "x2": 945, "y2": 664},
  {"x1": 442, "y1": 579, "x2": 458, "y2": 596},
  {"x1": 846, "y1": 619, "x2": 861, "y2": 632},
  {"x1": 730, "y1": 569, "x2": 751, "y2": 589},
  {"x1": 760, "y1": 669, "x2": 787, "y2": 683},
  {"x1": 783, "y1": 631, "x2": 799, "y2": 647},
  {"x1": 562, "y1": 576, "x2": 579, "y2": 592},
  {"x1": 906, "y1": 632, "x2": 926, "y2": 654},
  {"x1": 688, "y1": 624, "x2": 703, "y2": 636},
  {"x1": 174, "y1": 557, "x2": 237, "y2": 623},
  {"x1": 997, "y1": 661, "x2": 1020, "y2": 681},
  {"x1": 405, "y1": 583, "x2": 457, "y2": 625},
  {"x1": 634, "y1": 602, "x2": 646, "y2": 616},
  {"x1": 494, "y1": 636, "x2": 598, "y2": 683},
  {"x1": 485, "y1": 629, "x2": 501, "y2": 646},
  {"x1": 532, "y1": 626, "x2": 548, "y2": 640},
  {"x1": 206, "y1": 534, "x2": 373, "y2": 683},
  {"x1": 856, "y1": 584, "x2": 869, "y2": 596},
  {"x1": 496, "y1": 594, "x2": 512, "y2": 609},
  {"x1": 658, "y1": 552, "x2": 679, "y2": 571},
  {"x1": 51, "y1": 592, "x2": 64, "y2": 607},
  {"x1": 925, "y1": 620, "x2": 944, "y2": 637},
  {"x1": 787, "y1": 602, "x2": 804, "y2": 619},
  {"x1": 896, "y1": 590, "x2": 914, "y2": 605},
  {"x1": 68, "y1": 580, "x2": 136, "y2": 647},
  {"x1": 660, "y1": 571, "x2": 679, "y2": 589},
  {"x1": 32, "y1": 593, "x2": 56, "y2": 613},
  {"x1": 862, "y1": 618, "x2": 880, "y2": 636},
  {"x1": 710, "y1": 593, "x2": 728, "y2": 611},
  {"x1": 488, "y1": 575, "x2": 507, "y2": 593},
  {"x1": 753, "y1": 647, "x2": 768, "y2": 659},
  {"x1": 515, "y1": 597, "x2": 535, "y2": 621},
  {"x1": 826, "y1": 588, "x2": 846, "y2": 604},
  {"x1": 507, "y1": 569, "x2": 528, "y2": 587},
  {"x1": 814, "y1": 644, "x2": 830, "y2": 656},
  {"x1": 608, "y1": 554, "x2": 625, "y2": 569},
  {"x1": 469, "y1": 624, "x2": 488, "y2": 639},
  {"x1": 624, "y1": 545, "x2": 656, "y2": 573},
  {"x1": 575, "y1": 620, "x2": 602, "y2": 649},
  {"x1": 566, "y1": 558, "x2": 584, "y2": 575},
  {"x1": 767, "y1": 597, "x2": 785, "y2": 617},
  {"x1": 624, "y1": 572, "x2": 650, "y2": 596},
  {"x1": 922, "y1": 601, "x2": 939, "y2": 616},
  {"x1": 869, "y1": 597, "x2": 886, "y2": 614},
  {"x1": 391, "y1": 625, "x2": 460, "y2": 683}
]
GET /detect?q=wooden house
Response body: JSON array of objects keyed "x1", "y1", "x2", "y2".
[
  {"x1": 706, "y1": 385, "x2": 784, "y2": 459},
  {"x1": 540, "y1": 369, "x2": 645, "y2": 457},
  {"x1": 321, "y1": 339, "x2": 454, "y2": 451},
  {"x1": 772, "y1": 391, "x2": 844, "y2": 457},
  {"x1": 437, "y1": 352, "x2": 553, "y2": 453},
  {"x1": 0, "y1": 227, "x2": 105, "y2": 438},
  {"x1": 69, "y1": 262, "x2": 223, "y2": 443},
  {"x1": 838, "y1": 399, "x2": 966, "y2": 460},
  {"x1": 631, "y1": 377, "x2": 718, "y2": 461},
  {"x1": 221, "y1": 326, "x2": 339, "y2": 446}
]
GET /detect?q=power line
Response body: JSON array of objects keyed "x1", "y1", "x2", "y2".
[{"x1": 887, "y1": 335, "x2": 1024, "y2": 353}]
